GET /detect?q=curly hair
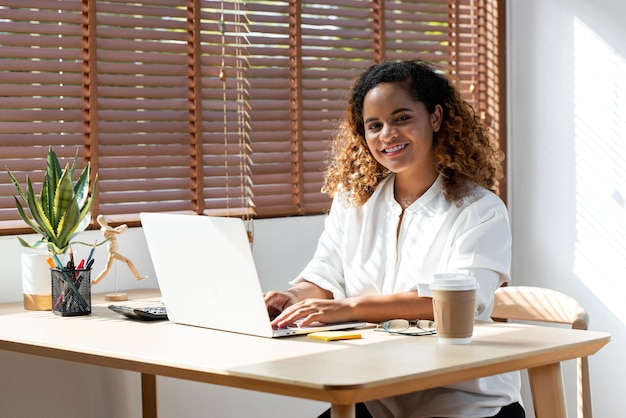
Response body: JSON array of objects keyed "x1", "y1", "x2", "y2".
[{"x1": 321, "y1": 60, "x2": 504, "y2": 205}]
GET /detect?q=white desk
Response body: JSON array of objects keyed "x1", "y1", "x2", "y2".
[{"x1": 0, "y1": 290, "x2": 610, "y2": 418}]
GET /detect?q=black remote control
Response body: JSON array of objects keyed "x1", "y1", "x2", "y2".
[{"x1": 108, "y1": 305, "x2": 168, "y2": 321}]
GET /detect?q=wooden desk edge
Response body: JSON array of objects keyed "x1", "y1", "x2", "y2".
[{"x1": 0, "y1": 331, "x2": 610, "y2": 406}]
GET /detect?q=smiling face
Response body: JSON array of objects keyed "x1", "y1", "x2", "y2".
[{"x1": 362, "y1": 82, "x2": 442, "y2": 185}]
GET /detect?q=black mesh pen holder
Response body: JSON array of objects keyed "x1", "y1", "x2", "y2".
[{"x1": 51, "y1": 268, "x2": 92, "y2": 316}]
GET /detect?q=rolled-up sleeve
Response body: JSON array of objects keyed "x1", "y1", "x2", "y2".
[{"x1": 443, "y1": 196, "x2": 511, "y2": 283}]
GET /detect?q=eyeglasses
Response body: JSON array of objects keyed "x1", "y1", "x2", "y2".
[{"x1": 374, "y1": 319, "x2": 437, "y2": 336}]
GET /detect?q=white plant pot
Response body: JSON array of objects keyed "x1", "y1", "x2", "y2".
[{"x1": 21, "y1": 251, "x2": 52, "y2": 310}]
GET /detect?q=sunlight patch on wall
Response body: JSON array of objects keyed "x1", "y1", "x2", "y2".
[{"x1": 573, "y1": 18, "x2": 626, "y2": 324}]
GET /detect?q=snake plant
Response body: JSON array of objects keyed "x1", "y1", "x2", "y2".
[{"x1": 6, "y1": 147, "x2": 98, "y2": 254}]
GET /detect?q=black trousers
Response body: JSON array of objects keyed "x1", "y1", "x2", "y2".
[{"x1": 316, "y1": 401, "x2": 525, "y2": 418}]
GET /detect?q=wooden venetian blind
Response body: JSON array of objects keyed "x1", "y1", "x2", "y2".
[
  {"x1": 95, "y1": 0, "x2": 193, "y2": 219},
  {"x1": 0, "y1": 0, "x2": 504, "y2": 233},
  {"x1": 0, "y1": 1, "x2": 87, "y2": 232}
]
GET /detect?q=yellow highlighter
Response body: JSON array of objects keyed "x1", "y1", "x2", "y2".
[{"x1": 46, "y1": 257, "x2": 56, "y2": 269}]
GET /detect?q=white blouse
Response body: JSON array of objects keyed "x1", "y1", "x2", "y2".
[{"x1": 292, "y1": 174, "x2": 522, "y2": 418}]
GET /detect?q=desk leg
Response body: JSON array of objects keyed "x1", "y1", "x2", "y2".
[
  {"x1": 331, "y1": 403, "x2": 355, "y2": 418},
  {"x1": 528, "y1": 362, "x2": 567, "y2": 418},
  {"x1": 141, "y1": 373, "x2": 158, "y2": 418}
]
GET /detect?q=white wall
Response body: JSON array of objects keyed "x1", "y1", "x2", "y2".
[
  {"x1": 508, "y1": 0, "x2": 625, "y2": 417},
  {"x1": 0, "y1": 216, "x2": 330, "y2": 418}
]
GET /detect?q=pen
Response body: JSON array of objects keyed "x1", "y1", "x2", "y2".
[
  {"x1": 73, "y1": 257, "x2": 95, "y2": 294},
  {"x1": 54, "y1": 289, "x2": 65, "y2": 310},
  {"x1": 86, "y1": 241, "x2": 96, "y2": 265}
]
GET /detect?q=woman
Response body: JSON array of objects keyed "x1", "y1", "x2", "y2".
[{"x1": 264, "y1": 60, "x2": 524, "y2": 418}]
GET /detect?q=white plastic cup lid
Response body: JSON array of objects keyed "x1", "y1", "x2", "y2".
[{"x1": 430, "y1": 273, "x2": 478, "y2": 291}]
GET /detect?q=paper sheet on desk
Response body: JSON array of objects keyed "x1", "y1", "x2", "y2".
[{"x1": 307, "y1": 331, "x2": 362, "y2": 342}]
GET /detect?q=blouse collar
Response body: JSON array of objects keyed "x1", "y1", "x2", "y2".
[{"x1": 386, "y1": 173, "x2": 444, "y2": 212}]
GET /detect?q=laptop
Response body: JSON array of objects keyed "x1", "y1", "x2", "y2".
[{"x1": 139, "y1": 212, "x2": 366, "y2": 338}]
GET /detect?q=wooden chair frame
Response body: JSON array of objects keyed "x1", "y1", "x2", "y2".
[{"x1": 491, "y1": 286, "x2": 592, "y2": 418}]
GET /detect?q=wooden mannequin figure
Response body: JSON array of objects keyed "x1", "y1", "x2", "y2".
[{"x1": 93, "y1": 215, "x2": 147, "y2": 300}]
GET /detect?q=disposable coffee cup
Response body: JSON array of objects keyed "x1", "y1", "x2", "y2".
[{"x1": 430, "y1": 273, "x2": 478, "y2": 345}]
